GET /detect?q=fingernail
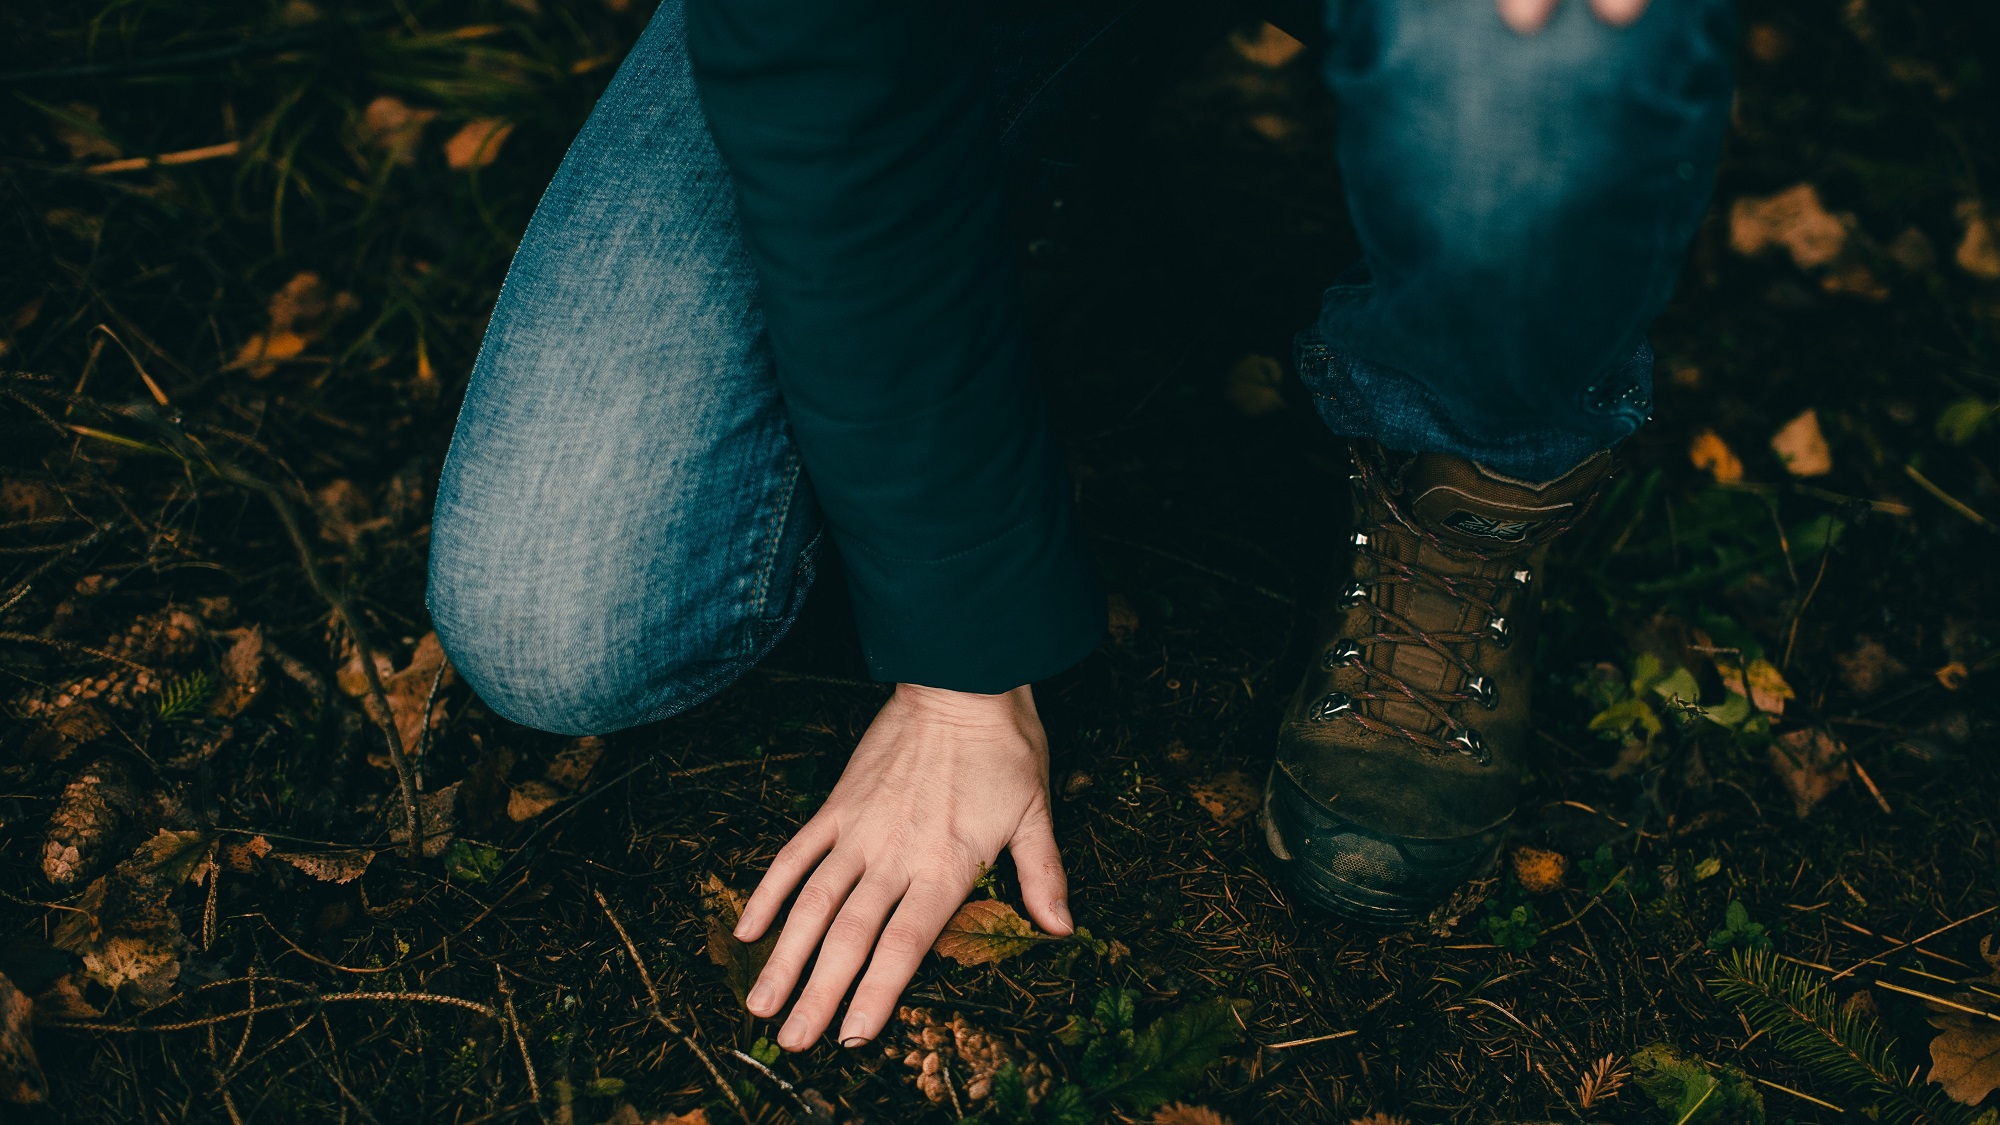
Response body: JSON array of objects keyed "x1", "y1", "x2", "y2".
[
  {"x1": 840, "y1": 1035, "x2": 868, "y2": 1049},
  {"x1": 747, "y1": 983, "x2": 774, "y2": 1014},
  {"x1": 1053, "y1": 898, "x2": 1074, "y2": 933}
]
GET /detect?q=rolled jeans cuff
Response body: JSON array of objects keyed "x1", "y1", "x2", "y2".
[{"x1": 1294, "y1": 324, "x2": 1654, "y2": 482}]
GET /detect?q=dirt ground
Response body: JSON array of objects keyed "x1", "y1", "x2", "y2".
[{"x1": 3, "y1": 1, "x2": 1998, "y2": 1122}]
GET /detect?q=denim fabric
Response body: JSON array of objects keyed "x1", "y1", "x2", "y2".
[
  {"x1": 429, "y1": 0, "x2": 1733, "y2": 735},
  {"x1": 1304, "y1": 0, "x2": 1734, "y2": 479}
]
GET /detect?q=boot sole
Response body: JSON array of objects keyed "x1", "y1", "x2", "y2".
[{"x1": 1260, "y1": 763, "x2": 1500, "y2": 927}]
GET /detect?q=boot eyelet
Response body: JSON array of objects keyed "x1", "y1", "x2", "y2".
[
  {"x1": 1350, "y1": 531, "x2": 1370, "y2": 548},
  {"x1": 1452, "y1": 728, "x2": 1491, "y2": 765},
  {"x1": 1486, "y1": 616, "x2": 1511, "y2": 648},
  {"x1": 1310, "y1": 692, "x2": 1354, "y2": 720},
  {"x1": 1512, "y1": 566, "x2": 1532, "y2": 586},
  {"x1": 1322, "y1": 641, "x2": 1363, "y2": 669},
  {"x1": 1466, "y1": 675, "x2": 1498, "y2": 709},
  {"x1": 1339, "y1": 582, "x2": 1370, "y2": 608}
]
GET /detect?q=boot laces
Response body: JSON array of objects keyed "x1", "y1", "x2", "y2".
[{"x1": 1314, "y1": 455, "x2": 1582, "y2": 764}]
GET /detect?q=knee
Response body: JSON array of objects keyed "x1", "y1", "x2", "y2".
[{"x1": 427, "y1": 557, "x2": 658, "y2": 736}]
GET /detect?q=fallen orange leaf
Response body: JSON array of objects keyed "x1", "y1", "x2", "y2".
[
  {"x1": 1770, "y1": 409, "x2": 1833, "y2": 478},
  {"x1": 1689, "y1": 429, "x2": 1744, "y2": 484}
]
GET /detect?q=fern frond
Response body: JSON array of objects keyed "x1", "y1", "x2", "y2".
[
  {"x1": 156, "y1": 669, "x2": 213, "y2": 722},
  {"x1": 1710, "y1": 949, "x2": 1976, "y2": 1125}
]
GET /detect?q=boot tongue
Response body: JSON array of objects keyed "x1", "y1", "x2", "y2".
[{"x1": 1400, "y1": 451, "x2": 1614, "y2": 552}]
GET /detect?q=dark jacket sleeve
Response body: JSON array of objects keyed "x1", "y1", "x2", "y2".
[{"x1": 685, "y1": 0, "x2": 1102, "y2": 692}]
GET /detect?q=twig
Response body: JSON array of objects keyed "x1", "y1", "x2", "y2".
[
  {"x1": 729, "y1": 1046, "x2": 826, "y2": 1121},
  {"x1": 1754, "y1": 1076, "x2": 1843, "y2": 1113},
  {"x1": 1904, "y1": 464, "x2": 1997, "y2": 531},
  {"x1": 1828, "y1": 904, "x2": 1999, "y2": 982},
  {"x1": 496, "y1": 968, "x2": 543, "y2": 1119},
  {"x1": 1781, "y1": 546, "x2": 1832, "y2": 671},
  {"x1": 1264, "y1": 1029, "x2": 1358, "y2": 1050},
  {"x1": 591, "y1": 888, "x2": 749, "y2": 1122},
  {"x1": 1849, "y1": 758, "x2": 1893, "y2": 814},
  {"x1": 1873, "y1": 980, "x2": 2000, "y2": 1023},
  {"x1": 49, "y1": 991, "x2": 497, "y2": 1033},
  {"x1": 87, "y1": 141, "x2": 241, "y2": 174}
]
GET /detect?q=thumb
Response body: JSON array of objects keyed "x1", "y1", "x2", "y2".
[{"x1": 1009, "y1": 803, "x2": 1073, "y2": 936}]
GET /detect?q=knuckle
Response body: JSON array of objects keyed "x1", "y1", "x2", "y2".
[
  {"x1": 792, "y1": 882, "x2": 837, "y2": 918},
  {"x1": 826, "y1": 913, "x2": 876, "y2": 948},
  {"x1": 876, "y1": 922, "x2": 929, "y2": 958}
]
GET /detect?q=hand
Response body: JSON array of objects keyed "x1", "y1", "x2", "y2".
[
  {"x1": 1496, "y1": 0, "x2": 1649, "y2": 35},
  {"x1": 733, "y1": 683, "x2": 1073, "y2": 1052}
]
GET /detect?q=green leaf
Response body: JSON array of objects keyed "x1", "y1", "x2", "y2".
[
  {"x1": 1937, "y1": 398, "x2": 1995, "y2": 446},
  {"x1": 1039, "y1": 1084, "x2": 1093, "y2": 1125},
  {"x1": 442, "y1": 840, "x2": 503, "y2": 883},
  {"x1": 990, "y1": 1063, "x2": 1033, "y2": 1124},
  {"x1": 1102, "y1": 997, "x2": 1245, "y2": 1112},
  {"x1": 1094, "y1": 987, "x2": 1136, "y2": 1033},
  {"x1": 750, "y1": 1037, "x2": 781, "y2": 1067},
  {"x1": 1632, "y1": 1042, "x2": 1765, "y2": 1124}
]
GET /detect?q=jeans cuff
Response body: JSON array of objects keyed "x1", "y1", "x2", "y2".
[{"x1": 1293, "y1": 328, "x2": 1654, "y2": 481}]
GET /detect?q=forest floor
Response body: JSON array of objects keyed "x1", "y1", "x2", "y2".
[{"x1": 3, "y1": 1, "x2": 1999, "y2": 1123}]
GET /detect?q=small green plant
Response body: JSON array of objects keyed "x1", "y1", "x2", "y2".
[
  {"x1": 1483, "y1": 900, "x2": 1541, "y2": 952},
  {"x1": 995, "y1": 987, "x2": 1243, "y2": 1122},
  {"x1": 442, "y1": 840, "x2": 504, "y2": 883},
  {"x1": 1632, "y1": 1042, "x2": 1765, "y2": 1125},
  {"x1": 156, "y1": 669, "x2": 214, "y2": 722},
  {"x1": 1706, "y1": 900, "x2": 1771, "y2": 953},
  {"x1": 749, "y1": 1037, "x2": 781, "y2": 1067}
]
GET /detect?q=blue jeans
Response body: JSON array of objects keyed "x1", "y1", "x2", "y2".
[{"x1": 428, "y1": 0, "x2": 1733, "y2": 735}]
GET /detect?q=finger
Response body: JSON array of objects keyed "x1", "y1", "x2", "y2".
[
  {"x1": 1008, "y1": 805, "x2": 1073, "y2": 936},
  {"x1": 1588, "y1": 0, "x2": 1648, "y2": 26},
  {"x1": 738, "y1": 818, "x2": 836, "y2": 942},
  {"x1": 778, "y1": 870, "x2": 907, "y2": 1052},
  {"x1": 1495, "y1": 0, "x2": 1559, "y2": 34},
  {"x1": 746, "y1": 848, "x2": 863, "y2": 1019},
  {"x1": 836, "y1": 878, "x2": 967, "y2": 1046}
]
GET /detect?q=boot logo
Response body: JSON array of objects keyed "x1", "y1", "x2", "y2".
[{"x1": 1442, "y1": 510, "x2": 1535, "y2": 542}]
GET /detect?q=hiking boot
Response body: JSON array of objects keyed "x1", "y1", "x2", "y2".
[{"x1": 1262, "y1": 442, "x2": 1614, "y2": 925}]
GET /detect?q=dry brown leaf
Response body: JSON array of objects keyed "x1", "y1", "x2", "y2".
[
  {"x1": 0, "y1": 972, "x2": 46, "y2": 1105},
  {"x1": 277, "y1": 849, "x2": 375, "y2": 884},
  {"x1": 1153, "y1": 1104, "x2": 1234, "y2": 1125},
  {"x1": 386, "y1": 782, "x2": 459, "y2": 858},
  {"x1": 1743, "y1": 658, "x2": 1794, "y2": 717},
  {"x1": 54, "y1": 103, "x2": 120, "y2": 162},
  {"x1": 1768, "y1": 727, "x2": 1849, "y2": 817},
  {"x1": 32, "y1": 974, "x2": 103, "y2": 1021},
  {"x1": 228, "y1": 272, "x2": 357, "y2": 378},
  {"x1": 1347, "y1": 1115, "x2": 1414, "y2": 1125},
  {"x1": 1229, "y1": 21, "x2": 1304, "y2": 68},
  {"x1": 1106, "y1": 592, "x2": 1140, "y2": 643},
  {"x1": 444, "y1": 119, "x2": 513, "y2": 170},
  {"x1": 506, "y1": 780, "x2": 563, "y2": 822},
  {"x1": 42, "y1": 755, "x2": 139, "y2": 886},
  {"x1": 1926, "y1": 1010, "x2": 2000, "y2": 1106},
  {"x1": 358, "y1": 95, "x2": 437, "y2": 165},
  {"x1": 208, "y1": 626, "x2": 266, "y2": 719},
  {"x1": 1956, "y1": 201, "x2": 2000, "y2": 281},
  {"x1": 1689, "y1": 429, "x2": 1744, "y2": 484},
  {"x1": 1745, "y1": 23, "x2": 1790, "y2": 62},
  {"x1": 1223, "y1": 353, "x2": 1286, "y2": 416},
  {"x1": 1770, "y1": 409, "x2": 1833, "y2": 477},
  {"x1": 1820, "y1": 261, "x2": 1890, "y2": 300},
  {"x1": 347, "y1": 633, "x2": 455, "y2": 758},
  {"x1": 220, "y1": 834, "x2": 271, "y2": 872},
  {"x1": 1246, "y1": 113, "x2": 1298, "y2": 143},
  {"x1": 1511, "y1": 846, "x2": 1567, "y2": 894},
  {"x1": 52, "y1": 830, "x2": 213, "y2": 1007},
  {"x1": 1835, "y1": 638, "x2": 1907, "y2": 697},
  {"x1": 702, "y1": 875, "x2": 777, "y2": 1008},
  {"x1": 313, "y1": 480, "x2": 391, "y2": 545},
  {"x1": 1936, "y1": 662, "x2": 1970, "y2": 691},
  {"x1": 1189, "y1": 771, "x2": 1258, "y2": 829},
  {"x1": 545, "y1": 735, "x2": 605, "y2": 790},
  {"x1": 933, "y1": 900, "x2": 1043, "y2": 967},
  {"x1": 0, "y1": 478, "x2": 64, "y2": 520},
  {"x1": 1730, "y1": 184, "x2": 1849, "y2": 271}
]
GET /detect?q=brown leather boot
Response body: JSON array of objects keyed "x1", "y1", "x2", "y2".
[{"x1": 1262, "y1": 442, "x2": 1614, "y2": 924}]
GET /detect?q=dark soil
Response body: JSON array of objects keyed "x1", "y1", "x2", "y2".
[{"x1": 3, "y1": 1, "x2": 1998, "y2": 1122}]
